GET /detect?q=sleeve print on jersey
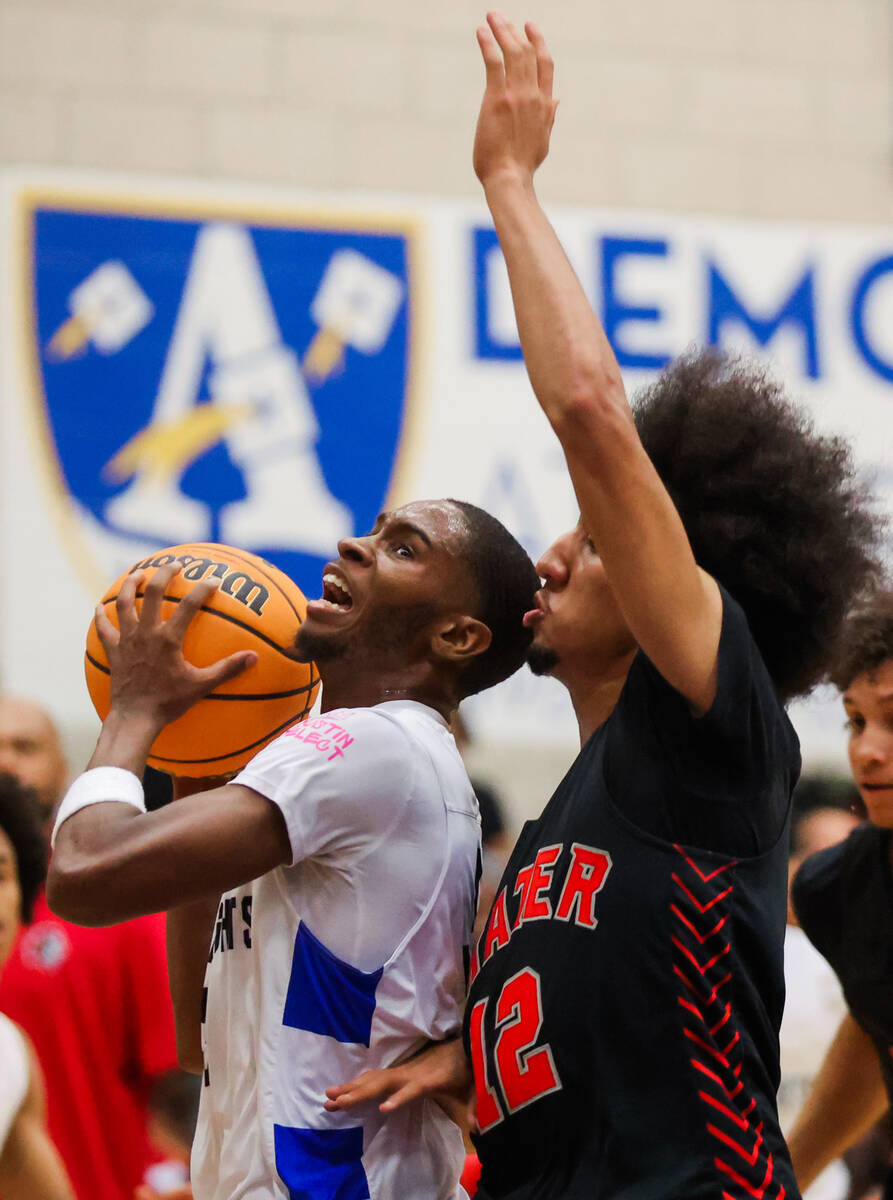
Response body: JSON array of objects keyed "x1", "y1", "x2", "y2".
[
  {"x1": 283, "y1": 717, "x2": 355, "y2": 762},
  {"x1": 671, "y1": 846, "x2": 786, "y2": 1200}
]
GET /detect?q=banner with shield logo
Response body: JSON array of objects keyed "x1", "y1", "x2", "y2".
[{"x1": 23, "y1": 197, "x2": 418, "y2": 600}]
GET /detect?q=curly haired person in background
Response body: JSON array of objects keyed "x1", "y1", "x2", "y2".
[{"x1": 790, "y1": 590, "x2": 893, "y2": 1200}]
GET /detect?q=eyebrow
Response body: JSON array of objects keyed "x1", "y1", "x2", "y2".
[
  {"x1": 373, "y1": 512, "x2": 432, "y2": 548},
  {"x1": 844, "y1": 691, "x2": 893, "y2": 706}
]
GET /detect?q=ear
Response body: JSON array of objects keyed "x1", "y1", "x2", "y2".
[{"x1": 430, "y1": 615, "x2": 492, "y2": 666}]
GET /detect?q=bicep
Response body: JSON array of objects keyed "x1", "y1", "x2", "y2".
[
  {"x1": 48, "y1": 784, "x2": 291, "y2": 924},
  {"x1": 563, "y1": 413, "x2": 723, "y2": 711}
]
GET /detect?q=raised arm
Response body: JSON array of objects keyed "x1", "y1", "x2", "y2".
[
  {"x1": 47, "y1": 565, "x2": 291, "y2": 926},
  {"x1": 475, "y1": 13, "x2": 721, "y2": 711}
]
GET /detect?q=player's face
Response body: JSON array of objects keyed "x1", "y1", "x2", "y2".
[
  {"x1": 525, "y1": 522, "x2": 636, "y2": 679},
  {"x1": 0, "y1": 698, "x2": 67, "y2": 828},
  {"x1": 295, "y1": 501, "x2": 476, "y2": 664},
  {"x1": 844, "y1": 658, "x2": 893, "y2": 829},
  {"x1": 0, "y1": 829, "x2": 22, "y2": 971}
]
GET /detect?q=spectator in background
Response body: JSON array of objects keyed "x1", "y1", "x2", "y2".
[
  {"x1": 0, "y1": 693, "x2": 181, "y2": 1200},
  {"x1": 0, "y1": 694, "x2": 68, "y2": 834},
  {"x1": 0, "y1": 772, "x2": 74, "y2": 1199},
  {"x1": 789, "y1": 590, "x2": 893, "y2": 1199},
  {"x1": 780, "y1": 778, "x2": 861, "y2": 1200}
]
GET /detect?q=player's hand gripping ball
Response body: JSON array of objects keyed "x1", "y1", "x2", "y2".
[{"x1": 85, "y1": 543, "x2": 319, "y2": 776}]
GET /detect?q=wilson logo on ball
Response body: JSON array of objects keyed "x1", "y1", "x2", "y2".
[
  {"x1": 130, "y1": 553, "x2": 270, "y2": 616},
  {"x1": 85, "y1": 542, "x2": 320, "y2": 777}
]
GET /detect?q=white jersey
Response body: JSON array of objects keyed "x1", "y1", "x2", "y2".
[
  {"x1": 779, "y1": 924, "x2": 850, "y2": 1200},
  {"x1": 0, "y1": 1013, "x2": 29, "y2": 1150},
  {"x1": 192, "y1": 700, "x2": 479, "y2": 1200}
]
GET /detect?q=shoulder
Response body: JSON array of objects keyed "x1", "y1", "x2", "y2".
[
  {"x1": 246, "y1": 705, "x2": 419, "y2": 779},
  {"x1": 792, "y1": 832, "x2": 856, "y2": 950}
]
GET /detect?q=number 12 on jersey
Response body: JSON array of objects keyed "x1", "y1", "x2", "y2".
[{"x1": 469, "y1": 967, "x2": 562, "y2": 1131}]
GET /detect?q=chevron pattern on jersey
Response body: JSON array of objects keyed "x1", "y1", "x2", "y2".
[{"x1": 671, "y1": 845, "x2": 787, "y2": 1200}]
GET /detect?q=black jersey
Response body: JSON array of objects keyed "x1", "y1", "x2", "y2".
[
  {"x1": 464, "y1": 589, "x2": 801, "y2": 1200},
  {"x1": 793, "y1": 824, "x2": 893, "y2": 1105}
]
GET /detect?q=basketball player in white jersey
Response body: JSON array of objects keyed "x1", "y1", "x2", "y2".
[
  {"x1": 47, "y1": 499, "x2": 538, "y2": 1200},
  {"x1": 0, "y1": 774, "x2": 74, "y2": 1200}
]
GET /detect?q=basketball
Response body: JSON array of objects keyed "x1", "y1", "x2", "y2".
[{"x1": 85, "y1": 543, "x2": 320, "y2": 777}]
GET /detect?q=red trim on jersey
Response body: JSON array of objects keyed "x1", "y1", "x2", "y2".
[{"x1": 671, "y1": 848, "x2": 785, "y2": 1200}]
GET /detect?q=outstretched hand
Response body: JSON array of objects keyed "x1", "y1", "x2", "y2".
[
  {"x1": 95, "y1": 563, "x2": 257, "y2": 730},
  {"x1": 324, "y1": 1038, "x2": 475, "y2": 1131},
  {"x1": 473, "y1": 11, "x2": 557, "y2": 189}
]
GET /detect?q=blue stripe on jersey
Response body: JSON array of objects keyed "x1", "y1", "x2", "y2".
[
  {"x1": 273, "y1": 1123, "x2": 369, "y2": 1200},
  {"x1": 282, "y1": 922, "x2": 383, "y2": 1047}
]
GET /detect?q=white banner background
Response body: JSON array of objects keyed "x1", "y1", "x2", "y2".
[{"x1": 2, "y1": 170, "x2": 891, "y2": 774}]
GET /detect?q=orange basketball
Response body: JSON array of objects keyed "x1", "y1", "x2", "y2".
[{"x1": 85, "y1": 543, "x2": 320, "y2": 777}]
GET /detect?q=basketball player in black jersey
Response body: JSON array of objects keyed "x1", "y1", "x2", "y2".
[{"x1": 325, "y1": 14, "x2": 885, "y2": 1198}]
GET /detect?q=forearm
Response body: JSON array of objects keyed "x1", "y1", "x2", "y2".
[
  {"x1": 482, "y1": 171, "x2": 629, "y2": 433},
  {"x1": 167, "y1": 895, "x2": 219, "y2": 1073},
  {"x1": 787, "y1": 1012, "x2": 889, "y2": 1190},
  {"x1": 48, "y1": 777, "x2": 287, "y2": 926}
]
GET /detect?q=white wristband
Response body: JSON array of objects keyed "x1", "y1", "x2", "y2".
[{"x1": 51, "y1": 767, "x2": 146, "y2": 848}]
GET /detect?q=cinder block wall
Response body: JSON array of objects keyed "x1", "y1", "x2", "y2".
[{"x1": 1, "y1": 0, "x2": 891, "y2": 221}]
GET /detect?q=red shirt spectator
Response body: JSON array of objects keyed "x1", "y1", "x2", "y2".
[{"x1": 0, "y1": 890, "x2": 177, "y2": 1200}]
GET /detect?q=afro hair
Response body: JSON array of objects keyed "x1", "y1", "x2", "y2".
[{"x1": 634, "y1": 349, "x2": 886, "y2": 702}]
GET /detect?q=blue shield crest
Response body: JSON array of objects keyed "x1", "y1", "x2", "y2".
[{"x1": 24, "y1": 197, "x2": 417, "y2": 598}]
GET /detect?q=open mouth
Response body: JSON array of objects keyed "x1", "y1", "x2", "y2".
[{"x1": 319, "y1": 571, "x2": 354, "y2": 614}]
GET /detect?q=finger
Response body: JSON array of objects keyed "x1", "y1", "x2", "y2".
[
  {"x1": 196, "y1": 650, "x2": 258, "y2": 692},
  {"x1": 94, "y1": 602, "x2": 120, "y2": 654},
  {"x1": 476, "y1": 23, "x2": 505, "y2": 88},
  {"x1": 487, "y1": 11, "x2": 523, "y2": 54},
  {"x1": 166, "y1": 576, "x2": 221, "y2": 640},
  {"x1": 525, "y1": 21, "x2": 554, "y2": 98},
  {"x1": 115, "y1": 570, "x2": 144, "y2": 637},
  {"x1": 380, "y1": 1078, "x2": 425, "y2": 1112},
  {"x1": 487, "y1": 11, "x2": 536, "y2": 86},
  {"x1": 325, "y1": 1070, "x2": 390, "y2": 1102},
  {"x1": 141, "y1": 562, "x2": 181, "y2": 626}
]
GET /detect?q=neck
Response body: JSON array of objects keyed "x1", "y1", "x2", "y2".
[
  {"x1": 316, "y1": 659, "x2": 455, "y2": 721},
  {"x1": 561, "y1": 650, "x2": 636, "y2": 745}
]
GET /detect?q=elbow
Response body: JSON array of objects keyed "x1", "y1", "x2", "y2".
[
  {"x1": 46, "y1": 854, "x2": 119, "y2": 927},
  {"x1": 175, "y1": 1029, "x2": 205, "y2": 1075},
  {"x1": 550, "y1": 370, "x2": 634, "y2": 446}
]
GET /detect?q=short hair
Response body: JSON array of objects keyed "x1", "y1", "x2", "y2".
[
  {"x1": 0, "y1": 773, "x2": 48, "y2": 923},
  {"x1": 829, "y1": 587, "x2": 893, "y2": 692},
  {"x1": 634, "y1": 349, "x2": 885, "y2": 702},
  {"x1": 447, "y1": 500, "x2": 539, "y2": 698}
]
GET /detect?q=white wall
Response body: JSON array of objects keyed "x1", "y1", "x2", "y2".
[{"x1": 0, "y1": 0, "x2": 890, "y2": 221}]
